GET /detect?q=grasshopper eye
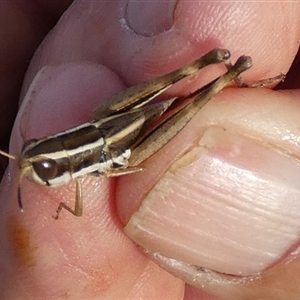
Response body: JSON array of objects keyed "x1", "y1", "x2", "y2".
[{"x1": 32, "y1": 159, "x2": 58, "y2": 182}]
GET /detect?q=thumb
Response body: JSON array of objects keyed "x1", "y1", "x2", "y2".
[{"x1": 119, "y1": 87, "x2": 300, "y2": 300}]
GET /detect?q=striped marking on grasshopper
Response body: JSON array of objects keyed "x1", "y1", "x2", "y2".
[{"x1": 0, "y1": 49, "x2": 255, "y2": 218}]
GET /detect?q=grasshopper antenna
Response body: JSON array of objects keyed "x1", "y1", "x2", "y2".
[
  {"x1": 0, "y1": 150, "x2": 24, "y2": 212},
  {"x1": 17, "y1": 185, "x2": 24, "y2": 212},
  {"x1": 0, "y1": 150, "x2": 17, "y2": 160}
]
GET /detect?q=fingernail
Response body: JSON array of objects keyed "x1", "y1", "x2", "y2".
[
  {"x1": 124, "y1": 0, "x2": 177, "y2": 37},
  {"x1": 17, "y1": 63, "x2": 124, "y2": 141},
  {"x1": 125, "y1": 126, "x2": 300, "y2": 276}
]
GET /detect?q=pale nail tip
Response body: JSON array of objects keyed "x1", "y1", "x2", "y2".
[{"x1": 124, "y1": 0, "x2": 177, "y2": 37}]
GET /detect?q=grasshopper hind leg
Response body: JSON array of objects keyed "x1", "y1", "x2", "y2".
[{"x1": 129, "y1": 55, "x2": 253, "y2": 167}]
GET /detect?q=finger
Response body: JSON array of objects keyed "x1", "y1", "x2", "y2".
[
  {"x1": 24, "y1": 1, "x2": 300, "y2": 92},
  {"x1": 6, "y1": 1, "x2": 300, "y2": 299},
  {"x1": 0, "y1": 63, "x2": 184, "y2": 299},
  {"x1": 121, "y1": 87, "x2": 300, "y2": 300}
]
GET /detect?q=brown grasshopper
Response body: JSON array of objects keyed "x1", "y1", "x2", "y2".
[{"x1": 1, "y1": 49, "x2": 255, "y2": 218}]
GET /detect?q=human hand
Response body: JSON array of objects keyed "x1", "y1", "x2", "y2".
[{"x1": 0, "y1": 1, "x2": 300, "y2": 300}]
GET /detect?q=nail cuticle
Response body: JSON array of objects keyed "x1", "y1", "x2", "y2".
[{"x1": 144, "y1": 249, "x2": 262, "y2": 284}]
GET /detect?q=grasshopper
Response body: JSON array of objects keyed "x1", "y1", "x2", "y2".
[{"x1": 1, "y1": 49, "x2": 254, "y2": 218}]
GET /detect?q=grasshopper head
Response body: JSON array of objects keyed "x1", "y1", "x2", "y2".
[{"x1": 20, "y1": 138, "x2": 71, "y2": 187}]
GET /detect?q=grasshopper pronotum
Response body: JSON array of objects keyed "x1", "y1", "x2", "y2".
[{"x1": 1, "y1": 49, "x2": 254, "y2": 218}]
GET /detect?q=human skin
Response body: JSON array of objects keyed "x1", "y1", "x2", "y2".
[{"x1": 0, "y1": 1, "x2": 300, "y2": 300}]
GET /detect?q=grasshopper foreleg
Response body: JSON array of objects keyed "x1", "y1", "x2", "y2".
[{"x1": 53, "y1": 178, "x2": 83, "y2": 219}]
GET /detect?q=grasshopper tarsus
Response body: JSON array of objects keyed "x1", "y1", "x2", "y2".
[
  {"x1": 227, "y1": 56, "x2": 285, "y2": 88},
  {"x1": 52, "y1": 179, "x2": 83, "y2": 219},
  {"x1": 242, "y1": 73, "x2": 285, "y2": 88},
  {"x1": 52, "y1": 200, "x2": 82, "y2": 220}
]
